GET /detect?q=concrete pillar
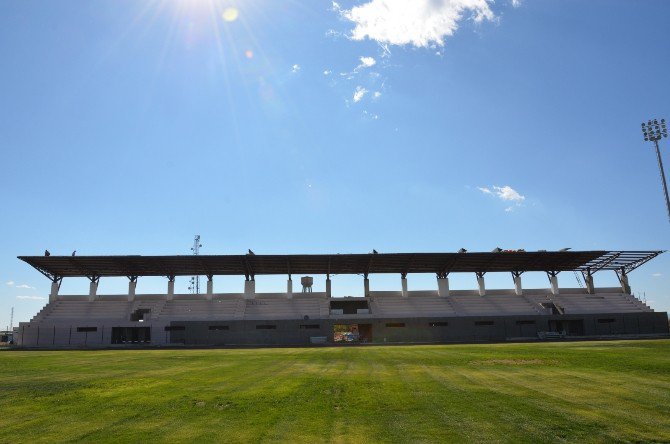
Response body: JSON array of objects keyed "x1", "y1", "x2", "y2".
[
  {"x1": 584, "y1": 274, "x2": 594, "y2": 294},
  {"x1": 167, "y1": 280, "x2": 175, "y2": 300},
  {"x1": 50, "y1": 281, "x2": 59, "y2": 302},
  {"x1": 206, "y1": 278, "x2": 213, "y2": 300},
  {"x1": 326, "y1": 277, "x2": 332, "y2": 298},
  {"x1": 514, "y1": 275, "x2": 522, "y2": 296},
  {"x1": 364, "y1": 278, "x2": 370, "y2": 297},
  {"x1": 88, "y1": 281, "x2": 98, "y2": 301},
  {"x1": 244, "y1": 279, "x2": 255, "y2": 299},
  {"x1": 128, "y1": 281, "x2": 137, "y2": 302},
  {"x1": 437, "y1": 277, "x2": 450, "y2": 297},
  {"x1": 287, "y1": 279, "x2": 293, "y2": 299},
  {"x1": 401, "y1": 277, "x2": 408, "y2": 297},
  {"x1": 477, "y1": 274, "x2": 486, "y2": 296},
  {"x1": 550, "y1": 275, "x2": 559, "y2": 295},
  {"x1": 620, "y1": 273, "x2": 631, "y2": 294}
]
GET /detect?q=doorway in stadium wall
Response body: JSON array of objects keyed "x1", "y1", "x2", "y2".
[
  {"x1": 111, "y1": 327, "x2": 151, "y2": 344},
  {"x1": 333, "y1": 324, "x2": 372, "y2": 343}
]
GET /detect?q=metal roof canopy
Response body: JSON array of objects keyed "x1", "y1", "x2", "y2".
[{"x1": 18, "y1": 251, "x2": 663, "y2": 282}]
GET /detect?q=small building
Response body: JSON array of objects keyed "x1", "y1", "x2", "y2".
[
  {"x1": 15, "y1": 250, "x2": 669, "y2": 347},
  {"x1": 0, "y1": 330, "x2": 15, "y2": 345}
]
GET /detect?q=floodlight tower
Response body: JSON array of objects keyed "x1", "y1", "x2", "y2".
[
  {"x1": 641, "y1": 118, "x2": 669, "y2": 223},
  {"x1": 188, "y1": 235, "x2": 203, "y2": 294}
]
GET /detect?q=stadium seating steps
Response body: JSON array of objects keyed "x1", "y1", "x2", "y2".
[{"x1": 30, "y1": 287, "x2": 652, "y2": 323}]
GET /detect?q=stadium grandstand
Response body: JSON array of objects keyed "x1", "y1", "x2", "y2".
[{"x1": 15, "y1": 250, "x2": 669, "y2": 347}]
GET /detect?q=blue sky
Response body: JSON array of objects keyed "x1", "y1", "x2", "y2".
[{"x1": 1, "y1": 0, "x2": 669, "y2": 328}]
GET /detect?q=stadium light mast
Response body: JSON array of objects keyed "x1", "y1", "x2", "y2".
[
  {"x1": 188, "y1": 235, "x2": 202, "y2": 294},
  {"x1": 641, "y1": 118, "x2": 669, "y2": 223}
]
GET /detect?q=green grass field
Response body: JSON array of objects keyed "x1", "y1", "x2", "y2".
[{"x1": 1, "y1": 340, "x2": 669, "y2": 443}]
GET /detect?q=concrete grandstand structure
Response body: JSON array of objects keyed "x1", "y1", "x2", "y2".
[{"x1": 16, "y1": 250, "x2": 669, "y2": 347}]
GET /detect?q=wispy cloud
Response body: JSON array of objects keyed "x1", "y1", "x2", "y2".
[
  {"x1": 16, "y1": 284, "x2": 35, "y2": 289},
  {"x1": 291, "y1": 64, "x2": 301, "y2": 73},
  {"x1": 478, "y1": 185, "x2": 526, "y2": 211},
  {"x1": 493, "y1": 185, "x2": 525, "y2": 202},
  {"x1": 323, "y1": 69, "x2": 332, "y2": 75},
  {"x1": 356, "y1": 56, "x2": 376, "y2": 71},
  {"x1": 5, "y1": 281, "x2": 14, "y2": 286},
  {"x1": 652, "y1": 273, "x2": 662, "y2": 277},
  {"x1": 353, "y1": 86, "x2": 368, "y2": 103},
  {"x1": 16, "y1": 295, "x2": 46, "y2": 300},
  {"x1": 373, "y1": 91, "x2": 382, "y2": 99},
  {"x1": 336, "y1": 0, "x2": 495, "y2": 48}
]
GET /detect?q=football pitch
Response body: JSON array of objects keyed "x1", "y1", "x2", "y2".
[{"x1": 1, "y1": 340, "x2": 669, "y2": 443}]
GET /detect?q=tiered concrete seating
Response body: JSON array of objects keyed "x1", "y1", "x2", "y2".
[
  {"x1": 158, "y1": 298, "x2": 244, "y2": 320},
  {"x1": 30, "y1": 302, "x2": 57, "y2": 322},
  {"x1": 450, "y1": 292, "x2": 541, "y2": 316},
  {"x1": 38, "y1": 300, "x2": 131, "y2": 321},
  {"x1": 243, "y1": 295, "x2": 324, "y2": 320},
  {"x1": 550, "y1": 292, "x2": 652, "y2": 314},
  {"x1": 370, "y1": 291, "x2": 457, "y2": 317}
]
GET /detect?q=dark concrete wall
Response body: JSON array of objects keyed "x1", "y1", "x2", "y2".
[
  {"x1": 165, "y1": 312, "x2": 669, "y2": 346},
  {"x1": 17, "y1": 312, "x2": 669, "y2": 347}
]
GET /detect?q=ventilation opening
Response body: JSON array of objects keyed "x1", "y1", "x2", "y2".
[
  {"x1": 330, "y1": 299, "x2": 370, "y2": 315},
  {"x1": 130, "y1": 308, "x2": 151, "y2": 322},
  {"x1": 429, "y1": 322, "x2": 448, "y2": 327}
]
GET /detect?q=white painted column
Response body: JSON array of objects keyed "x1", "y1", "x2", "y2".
[
  {"x1": 287, "y1": 279, "x2": 293, "y2": 299},
  {"x1": 50, "y1": 281, "x2": 59, "y2": 302},
  {"x1": 584, "y1": 274, "x2": 594, "y2": 294},
  {"x1": 437, "y1": 277, "x2": 450, "y2": 297},
  {"x1": 326, "y1": 277, "x2": 332, "y2": 298},
  {"x1": 550, "y1": 275, "x2": 560, "y2": 295},
  {"x1": 401, "y1": 277, "x2": 408, "y2": 297},
  {"x1": 206, "y1": 278, "x2": 213, "y2": 300},
  {"x1": 620, "y1": 273, "x2": 631, "y2": 294},
  {"x1": 477, "y1": 274, "x2": 486, "y2": 296},
  {"x1": 88, "y1": 281, "x2": 98, "y2": 301},
  {"x1": 128, "y1": 281, "x2": 137, "y2": 302},
  {"x1": 514, "y1": 275, "x2": 523, "y2": 296},
  {"x1": 364, "y1": 278, "x2": 370, "y2": 297},
  {"x1": 244, "y1": 279, "x2": 255, "y2": 299},
  {"x1": 167, "y1": 280, "x2": 175, "y2": 300}
]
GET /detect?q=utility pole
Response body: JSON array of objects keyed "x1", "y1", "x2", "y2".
[
  {"x1": 188, "y1": 235, "x2": 202, "y2": 294},
  {"x1": 641, "y1": 118, "x2": 669, "y2": 223}
]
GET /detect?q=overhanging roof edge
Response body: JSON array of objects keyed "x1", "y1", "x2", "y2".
[{"x1": 17, "y1": 250, "x2": 664, "y2": 279}]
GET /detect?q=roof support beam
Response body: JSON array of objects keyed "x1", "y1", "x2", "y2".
[
  {"x1": 511, "y1": 271, "x2": 523, "y2": 295},
  {"x1": 615, "y1": 268, "x2": 631, "y2": 294},
  {"x1": 49, "y1": 277, "x2": 62, "y2": 302},
  {"x1": 546, "y1": 271, "x2": 559, "y2": 295},
  {"x1": 476, "y1": 272, "x2": 486, "y2": 296},
  {"x1": 581, "y1": 269, "x2": 594, "y2": 294},
  {"x1": 167, "y1": 275, "x2": 175, "y2": 300}
]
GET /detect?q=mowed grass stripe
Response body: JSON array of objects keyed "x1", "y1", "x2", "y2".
[{"x1": 1, "y1": 340, "x2": 669, "y2": 443}]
